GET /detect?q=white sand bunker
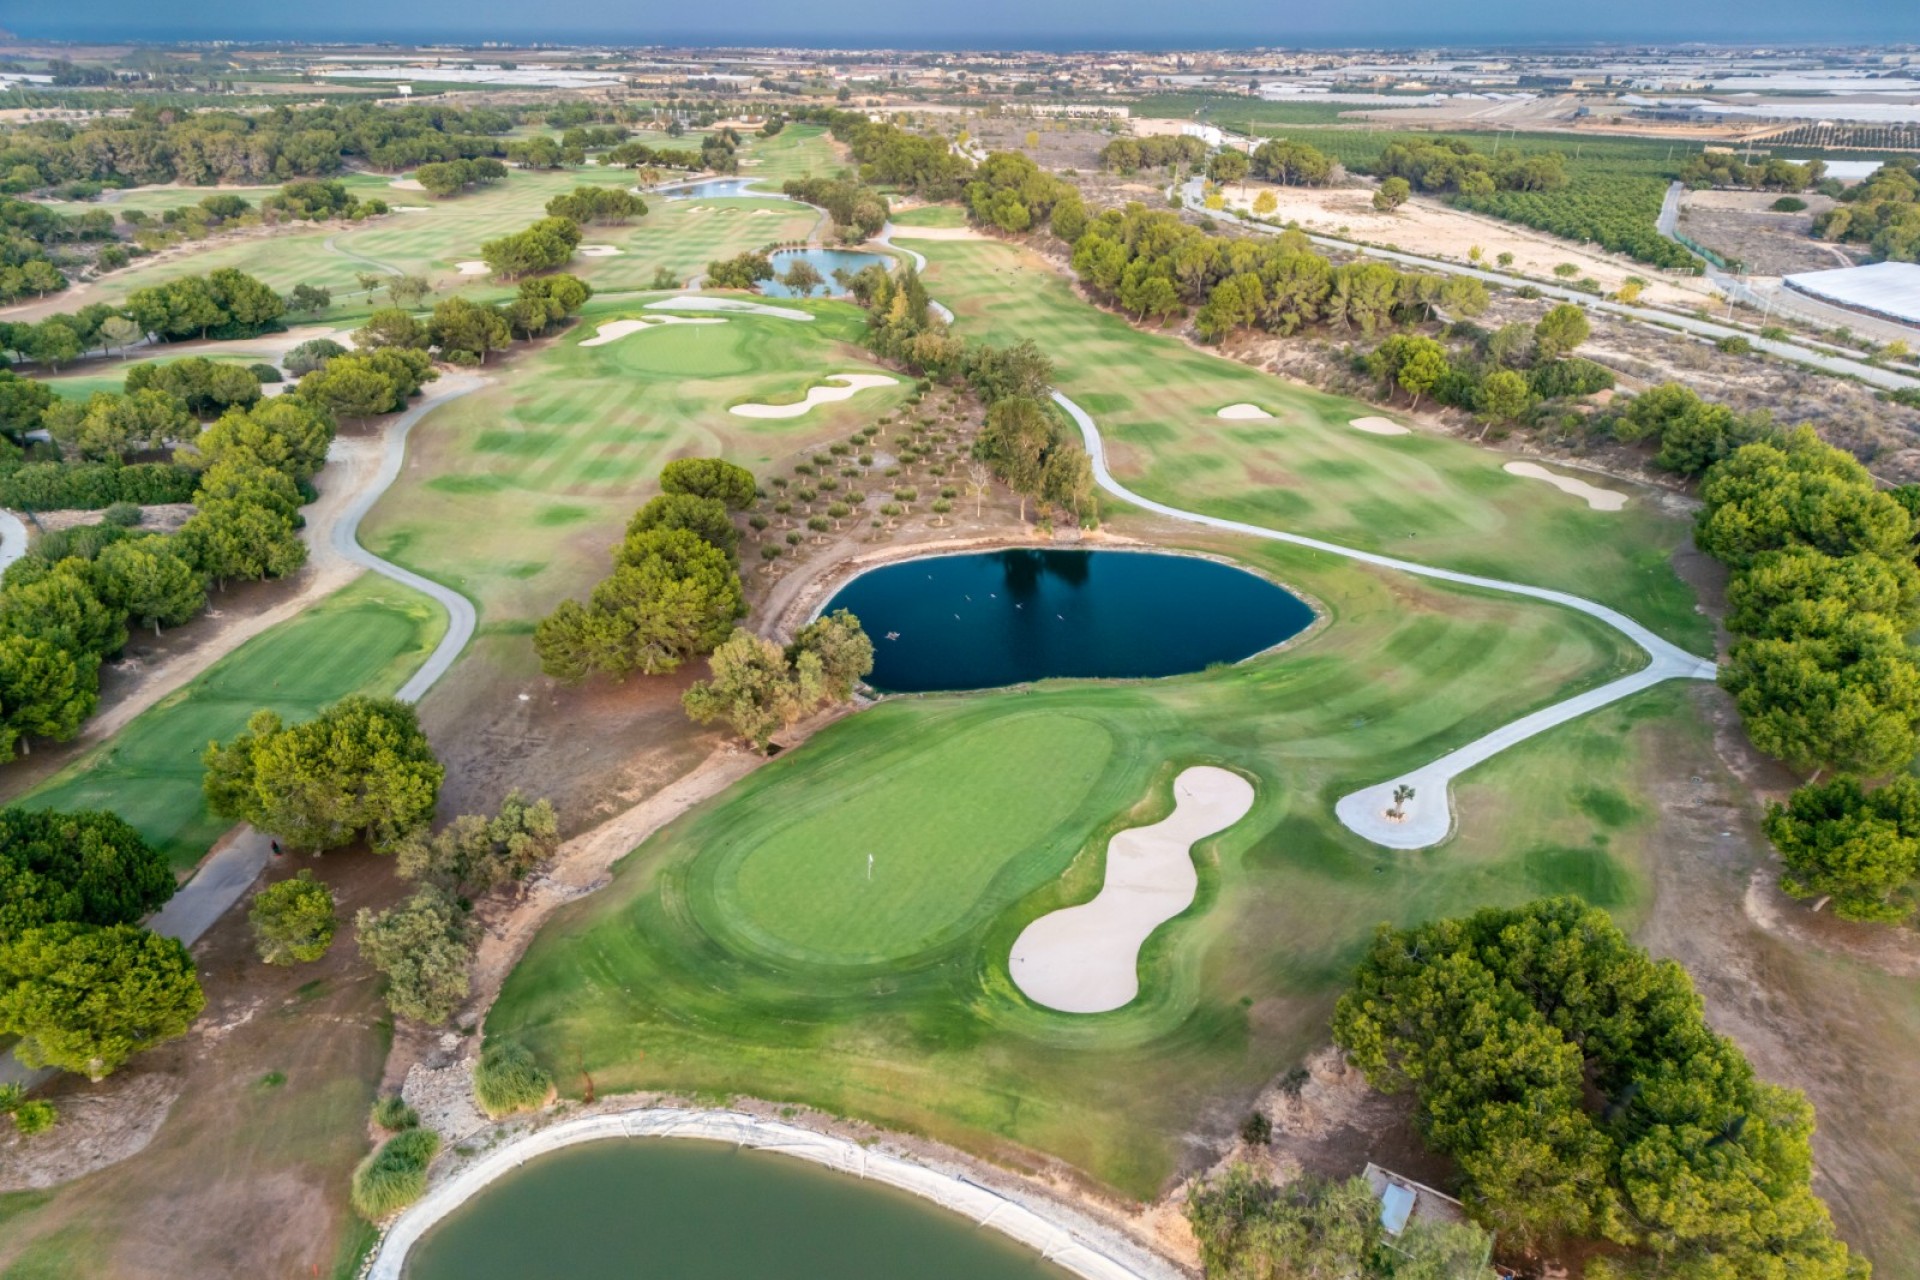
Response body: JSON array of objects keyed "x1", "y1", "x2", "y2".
[
  {"x1": 454, "y1": 261, "x2": 489, "y2": 276},
  {"x1": 389, "y1": 177, "x2": 426, "y2": 191},
  {"x1": 1010, "y1": 766, "x2": 1257, "y2": 1014},
  {"x1": 1503, "y1": 462, "x2": 1628, "y2": 512},
  {"x1": 1216, "y1": 403, "x2": 1272, "y2": 420},
  {"x1": 648, "y1": 295, "x2": 813, "y2": 322},
  {"x1": 730, "y1": 374, "x2": 897, "y2": 419},
  {"x1": 579, "y1": 316, "x2": 728, "y2": 347},
  {"x1": 1349, "y1": 416, "x2": 1410, "y2": 436},
  {"x1": 577, "y1": 244, "x2": 624, "y2": 257}
]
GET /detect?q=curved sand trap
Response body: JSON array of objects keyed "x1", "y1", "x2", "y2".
[
  {"x1": 389, "y1": 177, "x2": 426, "y2": 191},
  {"x1": 579, "y1": 316, "x2": 728, "y2": 347},
  {"x1": 1503, "y1": 462, "x2": 1627, "y2": 512},
  {"x1": 454, "y1": 261, "x2": 489, "y2": 275},
  {"x1": 730, "y1": 374, "x2": 897, "y2": 419},
  {"x1": 1349, "y1": 416, "x2": 1410, "y2": 436},
  {"x1": 1216, "y1": 403, "x2": 1272, "y2": 420},
  {"x1": 648, "y1": 295, "x2": 813, "y2": 322},
  {"x1": 577, "y1": 244, "x2": 624, "y2": 257},
  {"x1": 1010, "y1": 766, "x2": 1257, "y2": 1014}
]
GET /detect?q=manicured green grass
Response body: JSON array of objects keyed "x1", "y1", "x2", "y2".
[
  {"x1": 16, "y1": 575, "x2": 445, "y2": 870},
  {"x1": 716, "y1": 709, "x2": 1118, "y2": 964},
  {"x1": 903, "y1": 233, "x2": 1709, "y2": 654},
  {"x1": 43, "y1": 352, "x2": 275, "y2": 402},
  {"x1": 738, "y1": 124, "x2": 846, "y2": 184},
  {"x1": 889, "y1": 204, "x2": 968, "y2": 228},
  {"x1": 489, "y1": 532, "x2": 1660, "y2": 1197},
  {"x1": 361, "y1": 294, "x2": 911, "y2": 631}
]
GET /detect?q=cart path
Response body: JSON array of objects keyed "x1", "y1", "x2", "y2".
[{"x1": 1051, "y1": 390, "x2": 1717, "y2": 850}]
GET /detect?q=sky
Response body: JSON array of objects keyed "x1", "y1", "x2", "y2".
[{"x1": 12, "y1": 0, "x2": 1918, "y2": 48}]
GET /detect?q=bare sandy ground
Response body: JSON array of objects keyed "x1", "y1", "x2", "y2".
[
  {"x1": 1348, "y1": 415, "x2": 1410, "y2": 436},
  {"x1": 1215, "y1": 403, "x2": 1272, "y2": 420},
  {"x1": 729, "y1": 373, "x2": 897, "y2": 419},
  {"x1": 454, "y1": 261, "x2": 489, "y2": 275},
  {"x1": 1223, "y1": 183, "x2": 1712, "y2": 308},
  {"x1": 577, "y1": 316, "x2": 727, "y2": 347},
  {"x1": 1503, "y1": 461, "x2": 1628, "y2": 511},
  {"x1": 1010, "y1": 766, "x2": 1257, "y2": 1014}
]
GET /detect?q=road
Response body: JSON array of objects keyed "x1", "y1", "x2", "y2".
[
  {"x1": 3, "y1": 378, "x2": 485, "y2": 1089},
  {"x1": 1183, "y1": 179, "x2": 1920, "y2": 393},
  {"x1": 1051, "y1": 391, "x2": 1717, "y2": 851}
]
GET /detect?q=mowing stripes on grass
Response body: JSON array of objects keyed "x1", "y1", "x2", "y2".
[
  {"x1": 16, "y1": 576, "x2": 444, "y2": 870},
  {"x1": 710, "y1": 710, "x2": 1117, "y2": 965}
]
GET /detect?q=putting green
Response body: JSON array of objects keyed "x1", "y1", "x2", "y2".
[{"x1": 708, "y1": 710, "x2": 1116, "y2": 965}]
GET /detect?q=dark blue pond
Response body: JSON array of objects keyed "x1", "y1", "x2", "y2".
[
  {"x1": 822, "y1": 549, "x2": 1313, "y2": 694},
  {"x1": 763, "y1": 248, "x2": 892, "y2": 297}
]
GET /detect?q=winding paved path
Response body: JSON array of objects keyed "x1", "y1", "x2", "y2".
[
  {"x1": 4, "y1": 375, "x2": 488, "y2": 1087},
  {"x1": 1051, "y1": 391, "x2": 1718, "y2": 850}
]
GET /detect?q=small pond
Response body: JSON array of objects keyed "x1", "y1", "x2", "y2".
[
  {"x1": 663, "y1": 177, "x2": 777, "y2": 199},
  {"x1": 762, "y1": 247, "x2": 894, "y2": 297},
  {"x1": 403, "y1": 1140, "x2": 1069, "y2": 1280},
  {"x1": 822, "y1": 549, "x2": 1314, "y2": 693}
]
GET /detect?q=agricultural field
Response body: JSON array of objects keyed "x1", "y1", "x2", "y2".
[{"x1": 10, "y1": 575, "x2": 445, "y2": 869}]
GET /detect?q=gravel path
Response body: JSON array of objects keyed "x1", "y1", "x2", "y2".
[{"x1": 1051, "y1": 390, "x2": 1718, "y2": 850}]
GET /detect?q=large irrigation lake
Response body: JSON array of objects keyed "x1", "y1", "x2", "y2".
[
  {"x1": 663, "y1": 177, "x2": 774, "y2": 199},
  {"x1": 763, "y1": 247, "x2": 893, "y2": 296},
  {"x1": 823, "y1": 549, "x2": 1314, "y2": 693},
  {"x1": 404, "y1": 1140, "x2": 1067, "y2": 1279}
]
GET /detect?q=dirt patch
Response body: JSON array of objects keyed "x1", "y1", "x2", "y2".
[
  {"x1": 0, "y1": 1072, "x2": 182, "y2": 1191},
  {"x1": 1676, "y1": 189, "x2": 1858, "y2": 276},
  {"x1": 32, "y1": 503, "x2": 196, "y2": 536},
  {"x1": 1221, "y1": 183, "x2": 1714, "y2": 308}
]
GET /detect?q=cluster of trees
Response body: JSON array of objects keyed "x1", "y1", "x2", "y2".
[
  {"x1": 1702, "y1": 427, "x2": 1920, "y2": 780},
  {"x1": 1248, "y1": 138, "x2": 1337, "y2": 187},
  {"x1": 1815, "y1": 158, "x2": 1919, "y2": 263},
  {"x1": 1681, "y1": 153, "x2": 1824, "y2": 193},
  {"x1": 479, "y1": 215, "x2": 581, "y2": 281},
  {"x1": 813, "y1": 110, "x2": 973, "y2": 199},
  {"x1": 295, "y1": 345, "x2": 434, "y2": 421},
  {"x1": 544, "y1": 184, "x2": 646, "y2": 225},
  {"x1": 1188, "y1": 1165, "x2": 1494, "y2": 1280},
  {"x1": 683, "y1": 610, "x2": 874, "y2": 750},
  {"x1": 1607, "y1": 382, "x2": 1775, "y2": 477},
  {"x1": 125, "y1": 267, "x2": 284, "y2": 342},
  {"x1": 1098, "y1": 134, "x2": 1208, "y2": 174},
  {"x1": 1059, "y1": 202, "x2": 1487, "y2": 342},
  {"x1": 535, "y1": 458, "x2": 754, "y2": 683},
  {"x1": 0, "y1": 807, "x2": 200, "y2": 1085},
  {"x1": 1359, "y1": 304, "x2": 1609, "y2": 430},
  {"x1": 1456, "y1": 175, "x2": 1696, "y2": 271},
  {"x1": 0, "y1": 194, "x2": 113, "y2": 302},
  {"x1": 965, "y1": 151, "x2": 1084, "y2": 239},
  {"x1": 601, "y1": 139, "x2": 708, "y2": 173},
  {"x1": 259, "y1": 178, "x2": 388, "y2": 223},
  {"x1": 0, "y1": 101, "x2": 515, "y2": 187},
  {"x1": 0, "y1": 392, "x2": 334, "y2": 750},
  {"x1": 1333, "y1": 896, "x2": 1864, "y2": 1279},
  {"x1": 200, "y1": 691, "x2": 558, "y2": 1023},
  {"x1": 1375, "y1": 137, "x2": 1569, "y2": 196},
  {"x1": 781, "y1": 175, "x2": 889, "y2": 241},
  {"x1": 851, "y1": 260, "x2": 1090, "y2": 524},
  {"x1": 707, "y1": 250, "x2": 774, "y2": 290},
  {"x1": 412, "y1": 157, "x2": 509, "y2": 199}
]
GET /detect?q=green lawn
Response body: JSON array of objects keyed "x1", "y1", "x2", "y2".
[
  {"x1": 17, "y1": 576, "x2": 445, "y2": 870},
  {"x1": 888, "y1": 204, "x2": 968, "y2": 228},
  {"x1": 714, "y1": 709, "x2": 1118, "y2": 965},
  {"x1": 903, "y1": 232, "x2": 1710, "y2": 654},
  {"x1": 489, "y1": 528, "x2": 1660, "y2": 1197},
  {"x1": 360, "y1": 293, "x2": 912, "y2": 634}
]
